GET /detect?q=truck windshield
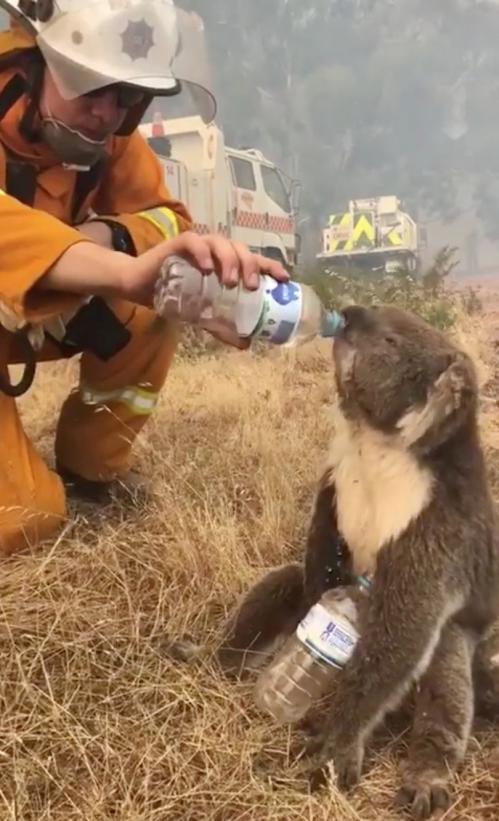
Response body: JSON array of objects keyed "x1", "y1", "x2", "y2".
[{"x1": 261, "y1": 166, "x2": 291, "y2": 212}]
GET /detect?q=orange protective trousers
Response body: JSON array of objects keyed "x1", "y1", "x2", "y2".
[{"x1": 0, "y1": 300, "x2": 178, "y2": 557}]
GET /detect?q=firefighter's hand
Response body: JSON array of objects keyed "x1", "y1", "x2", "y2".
[
  {"x1": 122, "y1": 231, "x2": 289, "y2": 307},
  {"x1": 36, "y1": 233, "x2": 288, "y2": 351}
]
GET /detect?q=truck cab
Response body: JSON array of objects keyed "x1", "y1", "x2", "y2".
[{"x1": 139, "y1": 113, "x2": 300, "y2": 269}]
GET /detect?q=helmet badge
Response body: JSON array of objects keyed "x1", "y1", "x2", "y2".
[{"x1": 120, "y1": 18, "x2": 155, "y2": 61}]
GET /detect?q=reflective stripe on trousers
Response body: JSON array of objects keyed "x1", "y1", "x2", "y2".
[{"x1": 80, "y1": 384, "x2": 159, "y2": 415}]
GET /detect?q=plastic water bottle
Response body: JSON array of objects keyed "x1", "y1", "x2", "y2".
[
  {"x1": 253, "y1": 575, "x2": 372, "y2": 725},
  {"x1": 153, "y1": 256, "x2": 345, "y2": 347}
]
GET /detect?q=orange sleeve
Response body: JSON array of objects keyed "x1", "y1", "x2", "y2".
[
  {"x1": 0, "y1": 191, "x2": 87, "y2": 325},
  {"x1": 92, "y1": 130, "x2": 193, "y2": 254}
]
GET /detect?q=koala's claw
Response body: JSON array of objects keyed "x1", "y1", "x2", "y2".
[
  {"x1": 307, "y1": 742, "x2": 363, "y2": 794},
  {"x1": 333, "y1": 745, "x2": 364, "y2": 791},
  {"x1": 397, "y1": 776, "x2": 452, "y2": 820},
  {"x1": 307, "y1": 760, "x2": 330, "y2": 793}
]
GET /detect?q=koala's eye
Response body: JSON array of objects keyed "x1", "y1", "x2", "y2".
[{"x1": 385, "y1": 335, "x2": 397, "y2": 346}]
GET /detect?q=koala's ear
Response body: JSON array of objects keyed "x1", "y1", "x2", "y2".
[{"x1": 396, "y1": 352, "x2": 477, "y2": 453}]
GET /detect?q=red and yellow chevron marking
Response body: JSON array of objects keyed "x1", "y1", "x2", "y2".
[
  {"x1": 193, "y1": 222, "x2": 231, "y2": 237},
  {"x1": 192, "y1": 214, "x2": 294, "y2": 237},
  {"x1": 234, "y1": 210, "x2": 294, "y2": 234}
]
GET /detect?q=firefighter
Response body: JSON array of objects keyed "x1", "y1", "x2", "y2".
[{"x1": 0, "y1": 0, "x2": 287, "y2": 557}]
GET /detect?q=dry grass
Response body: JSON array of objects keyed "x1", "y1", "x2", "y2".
[{"x1": 2, "y1": 309, "x2": 499, "y2": 820}]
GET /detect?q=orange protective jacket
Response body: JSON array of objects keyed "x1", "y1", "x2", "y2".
[{"x1": 0, "y1": 21, "x2": 192, "y2": 330}]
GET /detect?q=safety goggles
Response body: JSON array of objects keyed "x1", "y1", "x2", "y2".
[{"x1": 83, "y1": 84, "x2": 150, "y2": 109}]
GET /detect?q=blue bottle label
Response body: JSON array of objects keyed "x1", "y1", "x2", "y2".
[
  {"x1": 296, "y1": 602, "x2": 359, "y2": 669},
  {"x1": 252, "y1": 277, "x2": 302, "y2": 345}
]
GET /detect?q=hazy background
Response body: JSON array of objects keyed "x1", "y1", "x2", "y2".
[
  {"x1": 180, "y1": 0, "x2": 499, "y2": 273},
  {"x1": 4, "y1": 0, "x2": 499, "y2": 273}
]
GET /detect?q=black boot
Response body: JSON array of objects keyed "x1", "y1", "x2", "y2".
[{"x1": 56, "y1": 464, "x2": 151, "y2": 506}]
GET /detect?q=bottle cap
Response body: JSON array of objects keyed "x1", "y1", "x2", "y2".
[
  {"x1": 321, "y1": 310, "x2": 346, "y2": 338},
  {"x1": 356, "y1": 574, "x2": 372, "y2": 592}
]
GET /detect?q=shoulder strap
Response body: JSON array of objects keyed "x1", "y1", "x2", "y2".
[
  {"x1": 5, "y1": 157, "x2": 36, "y2": 204},
  {"x1": 71, "y1": 157, "x2": 108, "y2": 223},
  {"x1": 0, "y1": 66, "x2": 37, "y2": 396},
  {"x1": 0, "y1": 72, "x2": 26, "y2": 120},
  {"x1": 0, "y1": 69, "x2": 37, "y2": 205}
]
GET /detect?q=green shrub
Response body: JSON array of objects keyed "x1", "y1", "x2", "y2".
[
  {"x1": 299, "y1": 246, "x2": 481, "y2": 331},
  {"x1": 173, "y1": 247, "x2": 482, "y2": 359}
]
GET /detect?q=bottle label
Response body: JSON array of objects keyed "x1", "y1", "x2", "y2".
[
  {"x1": 296, "y1": 602, "x2": 359, "y2": 669},
  {"x1": 252, "y1": 277, "x2": 302, "y2": 345}
]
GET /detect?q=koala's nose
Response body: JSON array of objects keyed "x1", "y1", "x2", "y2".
[{"x1": 342, "y1": 305, "x2": 375, "y2": 331}]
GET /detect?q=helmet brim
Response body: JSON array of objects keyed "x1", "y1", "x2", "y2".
[
  {"x1": 41, "y1": 42, "x2": 217, "y2": 124},
  {"x1": 34, "y1": 3, "x2": 217, "y2": 122}
]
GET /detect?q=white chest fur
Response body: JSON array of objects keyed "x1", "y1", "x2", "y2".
[{"x1": 327, "y1": 402, "x2": 434, "y2": 575}]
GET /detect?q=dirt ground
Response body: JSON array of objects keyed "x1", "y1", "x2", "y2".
[{"x1": 2, "y1": 295, "x2": 499, "y2": 820}]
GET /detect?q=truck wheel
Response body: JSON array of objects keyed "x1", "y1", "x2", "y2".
[{"x1": 407, "y1": 256, "x2": 417, "y2": 273}]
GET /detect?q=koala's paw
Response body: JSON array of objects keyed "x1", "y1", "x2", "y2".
[
  {"x1": 307, "y1": 738, "x2": 364, "y2": 793},
  {"x1": 397, "y1": 773, "x2": 452, "y2": 820}
]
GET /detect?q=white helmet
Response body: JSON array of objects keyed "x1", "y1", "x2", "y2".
[{"x1": 0, "y1": 0, "x2": 216, "y2": 122}]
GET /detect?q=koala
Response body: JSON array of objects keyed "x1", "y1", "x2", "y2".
[{"x1": 168, "y1": 304, "x2": 499, "y2": 819}]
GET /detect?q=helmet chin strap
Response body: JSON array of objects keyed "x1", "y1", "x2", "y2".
[{"x1": 40, "y1": 102, "x2": 108, "y2": 170}]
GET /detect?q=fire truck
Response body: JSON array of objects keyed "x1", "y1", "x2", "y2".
[
  {"x1": 317, "y1": 196, "x2": 426, "y2": 275},
  {"x1": 139, "y1": 112, "x2": 301, "y2": 269}
]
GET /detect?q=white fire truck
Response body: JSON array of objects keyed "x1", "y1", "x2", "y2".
[{"x1": 139, "y1": 112, "x2": 301, "y2": 269}]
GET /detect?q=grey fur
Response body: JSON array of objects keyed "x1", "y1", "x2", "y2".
[{"x1": 168, "y1": 305, "x2": 499, "y2": 819}]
